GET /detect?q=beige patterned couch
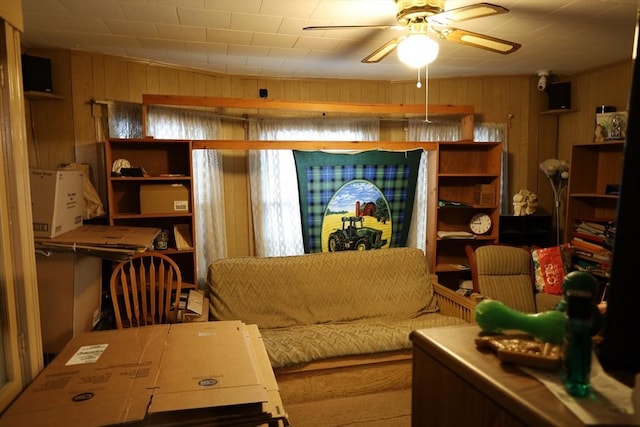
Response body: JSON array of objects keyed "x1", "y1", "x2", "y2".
[{"x1": 207, "y1": 247, "x2": 475, "y2": 403}]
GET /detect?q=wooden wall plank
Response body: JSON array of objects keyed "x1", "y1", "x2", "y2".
[
  {"x1": 103, "y1": 58, "x2": 129, "y2": 101},
  {"x1": 127, "y1": 62, "x2": 148, "y2": 103}
]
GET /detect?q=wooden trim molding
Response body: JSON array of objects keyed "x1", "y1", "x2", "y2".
[
  {"x1": 191, "y1": 140, "x2": 439, "y2": 151},
  {"x1": 142, "y1": 94, "x2": 475, "y2": 117}
]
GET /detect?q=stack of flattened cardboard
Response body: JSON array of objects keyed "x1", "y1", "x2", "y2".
[
  {"x1": 34, "y1": 224, "x2": 161, "y2": 262},
  {"x1": 0, "y1": 321, "x2": 288, "y2": 427}
]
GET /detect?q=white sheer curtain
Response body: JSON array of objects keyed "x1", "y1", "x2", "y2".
[
  {"x1": 144, "y1": 106, "x2": 227, "y2": 288},
  {"x1": 248, "y1": 118, "x2": 379, "y2": 257}
]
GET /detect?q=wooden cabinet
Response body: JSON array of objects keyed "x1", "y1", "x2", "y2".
[
  {"x1": 499, "y1": 214, "x2": 552, "y2": 248},
  {"x1": 427, "y1": 142, "x2": 502, "y2": 288},
  {"x1": 105, "y1": 138, "x2": 197, "y2": 288},
  {"x1": 411, "y1": 325, "x2": 590, "y2": 426}
]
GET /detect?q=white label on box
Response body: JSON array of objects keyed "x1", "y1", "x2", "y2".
[
  {"x1": 65, "y1": 344, "x2": 108, "y2": 366},
  {"x1": 173, "y1": 200, "x2": 188, "y2": 211}
]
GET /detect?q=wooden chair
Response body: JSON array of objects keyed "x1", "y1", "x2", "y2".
[
  {"x1": 465, "y1": 244, "x2": 538, "y2": 313},
  {"x1": 109, "y1": 252, "x2": 183, "y2": 329}
]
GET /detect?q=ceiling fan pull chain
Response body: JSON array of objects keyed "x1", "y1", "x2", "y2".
[
  {"x1": 424, "y1": 64, "x2": 431, "y2": 123},
  {"x1": 416, "y1": 67, "x2": 422, "y2": 88}
]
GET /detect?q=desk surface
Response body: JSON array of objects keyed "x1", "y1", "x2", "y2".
[{"x1": 411, "y1": 324, "x2": 585, "y2": 427}]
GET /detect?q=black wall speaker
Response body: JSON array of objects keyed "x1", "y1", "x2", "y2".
[
  {"x1": 21, "y1": 54, "x2": 53, "y2": 93},
  {"x1": 547, "y1": 81, "x2": 571, "y2": 110}
]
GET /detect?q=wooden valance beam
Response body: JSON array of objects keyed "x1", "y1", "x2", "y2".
[
  {"x1": 142, "y1": 95, "x2": 475, "y2": 117},
  {"x1": 191, "y1": 140, "x2": 441, "y2": 151}
]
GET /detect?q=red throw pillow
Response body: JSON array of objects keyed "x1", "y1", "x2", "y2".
[{"x1": 532, "y1": 245, "x2": 571, "y2": 295}]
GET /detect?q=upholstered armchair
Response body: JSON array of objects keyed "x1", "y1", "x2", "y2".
[{"x1": 465, "y1": 244, "x2": 562, "y2": 313}]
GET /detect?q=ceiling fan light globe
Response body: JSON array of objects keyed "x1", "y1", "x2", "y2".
[{"x1": 397, "y1": 34, "x2": 439, "y2": 68}]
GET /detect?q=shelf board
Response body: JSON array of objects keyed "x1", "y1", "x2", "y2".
[
  {"x1": 573, "y1": 140, "x2": 625, "y2": 148},
  {"x1": 539, "y1": 108, "x2": 577, "y2": 115},
  {"x1": 438, "y1": 173, "x2": 499, "y2": 178},
  {"x1": 151, "y1": 248, "x2": 195, "y2": 255},
  {"x1": 435, "y1": 264, "x2": 471, "y2": 273},
  {"x1": 438, "y1": 205, "x2": 498, "y2": 210},
  {"x1": 110, "y1": 176, "x2": 192, "y2": 181},
  {"x1": 569, "y1": 193, "x2": 619, "y2": 199},
  {"x1": 112, "y1": 212, "x2": 193, "y2": 219},
  {"x1": 24, "y1": 91, "x2": 63, "y2": 100}
]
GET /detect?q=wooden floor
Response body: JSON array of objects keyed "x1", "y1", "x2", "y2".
[{"x1": 284, "y1": 388, "x2": 412, "y2": 427}]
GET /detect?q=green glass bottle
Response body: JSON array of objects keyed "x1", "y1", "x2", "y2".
[{"x1": 562, "y1": 289, "x2": 594, "y2": 397}]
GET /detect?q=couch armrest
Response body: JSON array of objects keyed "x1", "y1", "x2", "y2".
[{"x1": 433, "y1": 283, "x2": 477, "y2": 324}]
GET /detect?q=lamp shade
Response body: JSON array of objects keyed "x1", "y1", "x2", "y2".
[{"x1": 397, "y1": 34, "x2": 439, "y2": 68}]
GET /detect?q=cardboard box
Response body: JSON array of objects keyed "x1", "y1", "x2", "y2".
[
  {"x1": 140, "y1": 184, "x2": 189, "y2": 214},
  {"x1": 46, "y1": 224, "x2": 160, "y2": 250},
  {"x1": 0, "y1": 322, "x2": 287, "y2": 427},
  {"x1": 35, "y1": 252, "x2": 102, "y2": 355},
  {"x1": 178, "y1": 289, "x2": 209, "y2": 322},
  {"x1": 473, "y1": 184, "x2": 495, "y2": 206},
  {"x1": 30, "y1": 169, "x2": 84, "y2": 238}
]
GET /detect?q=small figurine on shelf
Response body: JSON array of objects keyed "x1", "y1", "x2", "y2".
[
  {"x1": 512, "y1": 192, "x2": 526, "y2": 216},
  {"x1": 524, "y1": 192, "x2": 538, "y2": 215},
  {"x1": 512, "y1": 189, "x2": 537, "y2": 216},
  {"x1": 594, "y1": 124, "x2": 605, "y2": 143}
]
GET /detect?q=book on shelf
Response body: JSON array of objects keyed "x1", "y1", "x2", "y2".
[
  {"x1": 173, "y1": 224, "x2": 193, "y2": 250},
  {"x1": 573, "y1": 231, "x2": 605, "y2": 244},
  {"x1": 570, "y1": 237, "x2": 610, "y2": 254}
]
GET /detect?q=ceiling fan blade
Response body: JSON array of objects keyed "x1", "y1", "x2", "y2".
[
  {"x1": 428, "y1": 3, "x2": 508, "y2": 26},
  {"x1": 361, "y1": 36, "x2": 403, "y2": 63},
  {"x1": 438, "y1": 27, "x2": 520, "y2": 54},
  {"x1": 303, "y1": 24, "x2": 403, "y2": 31}
]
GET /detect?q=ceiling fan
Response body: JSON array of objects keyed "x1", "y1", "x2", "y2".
[{"x1": 303, "y1": 1, "x2": 521, "y2": 64}]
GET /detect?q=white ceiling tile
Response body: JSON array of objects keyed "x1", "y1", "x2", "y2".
[
  {"x1": 230, "y1": 11, "x2": 282, "y2": 32},
  {"x1": 227, "y1": 44, "x2": 270, "y2": 57},
  {"x1": 59, "y1": 0, "x2": 126, "y2": 19},
  {"x1": 205, "y1": 29, "x2": 253, "y2": 44},
  {"x1": 118, "y1": 2, "x2": 181, "y2": 24},
  {"x1": 177, "y1": 7, "x2": 231, "y2": 28},
  {"x1": 251, "y1": 32, "x2": 298, "y2": 48},
  {"x1": 21, "y1": 0, "x2": 640, "y2": 81},
  {"x1": 156, "y1": 24, "x2": 207, "y2": 42},
  {"x1": 104, "y1": 20, "x2": 160, "y2": 38},
  {"x1": 204, "y1": 0, "x2": 262, "y2": 13},
  {"x1": 138, "y1": 37, "x2": 185, "y2": 50}
]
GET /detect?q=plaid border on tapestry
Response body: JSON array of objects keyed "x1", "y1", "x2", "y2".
[{"x1": 293, "y1": 150, "x2": 422, "y2": 253}]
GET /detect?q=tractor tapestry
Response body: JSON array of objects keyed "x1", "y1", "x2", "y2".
[{"x1": 293, "y1": 149, "x2": 422, "y2": 253}]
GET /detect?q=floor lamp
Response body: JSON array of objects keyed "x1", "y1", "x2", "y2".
[{"x1": 539, "y1": 159, "x2": 570, "y2": 245}]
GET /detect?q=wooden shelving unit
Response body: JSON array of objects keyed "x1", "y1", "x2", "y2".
[
  {"x1": 565, "y1": 141, "x2": 624, "y2": 240},
  {"x1": 565, "y1": 141, "x2": 623, "y2": 292},
  {"x1": 104, "y1": 138, "x2": 197, "y2": 289},
  {"x1": 426, "y1": 142, "x2": 502, "y2": 288}
]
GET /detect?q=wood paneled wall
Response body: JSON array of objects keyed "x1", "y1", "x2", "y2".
[{"x1": 23, "y1": 48, "x2": 633, "y2": 256}]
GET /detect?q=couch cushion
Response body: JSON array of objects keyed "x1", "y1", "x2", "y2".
[
  {"x1": 261, "y1": 313, "x2": 467, "y2": 368},
  {"x1": 208, "y1": 248, "x2": 438, "y2": 329}
]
